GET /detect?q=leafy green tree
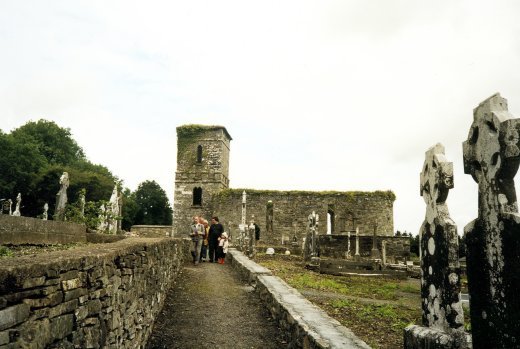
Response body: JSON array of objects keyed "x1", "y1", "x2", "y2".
[
  {"x1": 10, "y1": 119, "x2": 85, "y2": 165},
  {"x1": 0, "y1": 119, "x2": 118, "y2": 218},
  {"x1": 24, "y1": 164, "x2": 115, "y2": 218},
  {"x1": 133, "y1": 180, "x2": 172, "y2": 225},
  {"x1": 0, "y1": 131, "x2": 47, "y2": 203},
  {"x1": 121, "y1": 188, "x2": 139, "y2": 231}
]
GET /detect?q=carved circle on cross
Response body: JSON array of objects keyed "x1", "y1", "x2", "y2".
[{"x1": 420, "y1": 144, "x2": 453, "y2": 207}]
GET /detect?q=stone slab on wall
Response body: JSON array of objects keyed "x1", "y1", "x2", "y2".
[
  {"x1": 130, "y1": 225, "x2": 173, "y2": 238},
  {"x1": 0, "y1": 215, "x2": 86, "y2": 245},
  {"x1": 212, "y1": 189, "x2": 395, "y2": 246},
  {"x1": 0, "y1": 237, "x2": 189, "y2": 348}
]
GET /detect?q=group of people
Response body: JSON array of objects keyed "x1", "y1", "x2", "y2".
[{"x1": 190, "y1": 216, "x2": 229, "y2": 265}]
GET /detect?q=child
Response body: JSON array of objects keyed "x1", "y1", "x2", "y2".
[{"x1": 217, "y1": 232, "x2": 229, "y2": 264}]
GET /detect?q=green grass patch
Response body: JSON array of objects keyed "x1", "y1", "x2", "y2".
[{"x1": 0, "y1": 245, "x2": 13, "y2": 257}]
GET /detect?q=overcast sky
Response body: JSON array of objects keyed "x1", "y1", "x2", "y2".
[{"x1": 2, "y1": 1, "x2": 520, "y2": 234}]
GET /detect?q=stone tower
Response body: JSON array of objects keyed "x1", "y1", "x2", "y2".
[{"x1": 173, "y1": 125, "x2": 232, "y2": 233}]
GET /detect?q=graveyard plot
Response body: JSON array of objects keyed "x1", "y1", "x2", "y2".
[{"x1": 256, "y1": 253, "x2": 422, "y2": 349}]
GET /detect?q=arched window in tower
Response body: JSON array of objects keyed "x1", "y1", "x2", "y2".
[
  {"x1": 197, "y1": 145, "x2": 202, "y2": 163},
  {"x1": 193, "y1": 187, "x2": 203, "y2": 206}
]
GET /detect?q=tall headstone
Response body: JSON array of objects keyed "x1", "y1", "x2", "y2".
[
  {"x1": 420, "y1": 144, "x2": 463, "y2": 330},
  {"x1": 346, "y1": 231, "x2": 351, "y2": 259},
  {"x1": 354, "y1": 227, "x2": 360, "y2": 260},
  {"x1": 266, "y1": 200, "x2": 274, "y2": 235},
  {"x1": 241, "y1": 191, "x2": 247, "y2": 227},
  {"x1": 107, "y1": 185, "x2": 119, "y2": 234},
  {"x1": 12, "y1": 193, "x2": 21, "y2": 216},
  {"x1": 463, "y1": 93, "x2": 520, "y2": 347},
  {"x1": 404, "y1": 143, "x2": 467, "y2": 349},
  {"x1": 247, "y1": 216, "x2": 256, "y2": 258},
  {"x1": 238, "y1": 191, "x2": 247, "y2": 252},
  {"x1": 97, "y1": 203, "x2": 107, "y2": 233},
  {"x1": 79, "y1": 191, "x2": 86, "y2": 218},
  {"x1": 304, "y1": 211, "x2": 319, "y2": 264},
  {"x1": 54, "y1": 172, "x2": 69, "y2": 221},
  {"x1": 42, "y1": 203, "x2": 48, "y2": 220}
]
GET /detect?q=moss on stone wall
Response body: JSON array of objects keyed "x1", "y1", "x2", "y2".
[
  {"x1": 214, "y1": 188, "x2": 396, "y2": 202},
  {"x1": 176, "y1": 124, "x2": 231, "y2": 155}
]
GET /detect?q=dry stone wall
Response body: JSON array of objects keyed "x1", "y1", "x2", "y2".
[
  {"x1": 211, "y1": 189, "x2": 395, "y2": 245},
  {"x1": 0, "y1": 237, "x2": 188, "y2": 348},
  {"x1": 0, "y1": 215, "x2": 86, "y2": 245}
]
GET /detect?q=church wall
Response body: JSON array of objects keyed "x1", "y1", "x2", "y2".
[{"x1": 210, "y1": 189, "x2": 395, "y2": 245}]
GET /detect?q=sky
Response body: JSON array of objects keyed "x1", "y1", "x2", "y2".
[{"x1": 2, "y1": 0, "x2": 520, "y2": 235}]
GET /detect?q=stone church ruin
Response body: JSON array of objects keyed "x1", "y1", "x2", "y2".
[{"x1": 172, "y1": 124, "x2": 410, "y2": 262}]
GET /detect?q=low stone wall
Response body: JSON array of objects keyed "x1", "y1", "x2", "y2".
[
  {"x1": 318, "y1": 234, "x2": 410, "y2": 261},
  {"x1": 130, "y1": 225, "x2": 172, "y2": 238},
  {"x1": 227, "y1": 249, "x2": 371, "y2": 349},
  {"x1": 0, "y1": 215, "x2": 86, "y2": 245},
  {"x1": 0, "y1": 237, "x2": 188, "y2": 348}
]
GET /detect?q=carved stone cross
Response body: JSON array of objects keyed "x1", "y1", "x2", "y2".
[
  {"x1": 463, "y1": 93, "x2": 520, "y2": 218},
  {"x1": 462, "y1": 93, "x2": 520, "y2": 348},
  {"x1": 420, "y1": 143, "x2": 453, "y2": 225},
  {"x1": 418, "y1": 143, "x2": 463, "y2": 332}
]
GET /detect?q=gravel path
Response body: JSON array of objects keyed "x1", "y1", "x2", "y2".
[{"x1": 146, "y1": 261, "x2": 287, "y2": 349}]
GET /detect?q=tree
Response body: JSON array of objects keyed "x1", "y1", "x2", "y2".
[
  {"x1": 10, "y1": 119, "x2": 85, "y2": 165},
  {"x1": 28, "y1": 164, "x2": 115, "y2": 218},
  {"x1": 133, "y1": 180, "x2": 172, "y2": 226},
  {"x1": 121, "y1": 188, "x2": 139, "y2": 231},
  {"x1": 0, "y1": 132, "x2": 47, "y2": 204},
  {"x1": 0, "y1": 119, "x2": 118, "y2": 218}
]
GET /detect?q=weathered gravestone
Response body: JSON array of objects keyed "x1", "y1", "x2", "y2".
[
  {"x1": 42, "y1": 203, "x2": 48, "y2": 220},
  {"x1": 463, "y1": 93, "x2": 520, "y2": 347},
  {"x1": 12, "y1": 193, "x2": 21, "y2": 216},
  {"x1": 404, "y1": 143, "x2": 467, "y2": 349},
  {"x1": 54, "y1": 172, "x2": 69, "y2": 221},
  {"x1": 303, "y1": 211, "x2": 320, "y2": 267},
  {"x1": 370, "y1": 225, "x2": 381, "y2": 259},
  {"x1": 247, "y1": 217, "x2": 256, "y2": 258}
]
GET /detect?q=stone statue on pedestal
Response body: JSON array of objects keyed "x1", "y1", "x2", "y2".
[
  {"x1": 12, "y1": 193, "x2": 21, "y2": 216},
  {"x1": 54, "y1": 172, "x2": 69, "y2": 221},
  {"x1": 42, "y1": 203, "x2": 48, "y2": 220}
]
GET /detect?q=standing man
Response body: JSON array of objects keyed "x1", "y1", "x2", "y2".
[
  {"x1": 208, "y1": 216, "x2": 224, "y2": 263},
  {"x1": 190, "y1": 216, "x2": 205, "y2": 265}
]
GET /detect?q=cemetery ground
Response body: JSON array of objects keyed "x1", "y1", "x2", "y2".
[
  {"x1": 256, "y1": 253, "x2": 422, "y2": 349},
  {"x1": 0, "y1": 242, "x2": 470, "y2": 348}
]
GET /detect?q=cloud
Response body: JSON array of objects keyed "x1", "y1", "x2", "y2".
[{"x1": 2, "y1": 1, "x2": 520, "y2": 234}]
